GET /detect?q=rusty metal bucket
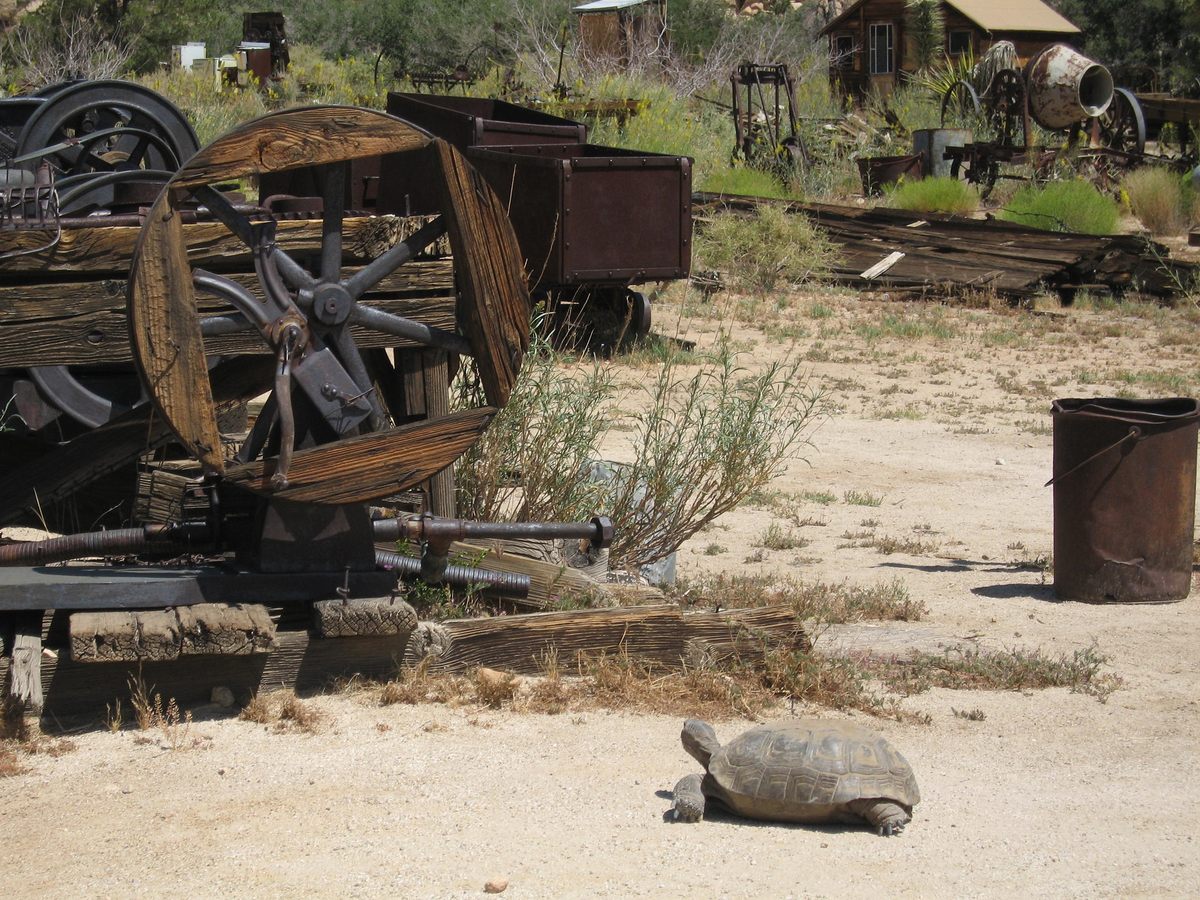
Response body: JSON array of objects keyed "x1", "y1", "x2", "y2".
[
  {"x1": 1026, "y1": 44, "x2": 1114, "y2": 130},
  {"x1": 1049, "y1": 398, "x2": 1200, "y2": 603},
  {"x1": 857, "y1": 154, "x2": 922, "y2": 195}
]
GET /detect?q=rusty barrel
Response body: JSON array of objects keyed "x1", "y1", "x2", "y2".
[
  {"x1": 1025, "y1": 44, "x2": 1113, "y2": 130},
  {"x1": 1050, "y1": 398, "x2": 1200, "y2": 603}
]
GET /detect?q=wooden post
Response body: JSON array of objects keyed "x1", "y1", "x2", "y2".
[
  {"x1": 3, "y1": 611, "x2": 43, "y2": 729},
  {"x1": 421, "y1": 350, "x2": 456, "y2": 518}
]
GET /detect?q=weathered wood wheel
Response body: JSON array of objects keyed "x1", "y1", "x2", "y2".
[
  {"x1": 986, "y1": 70, "x2": 1026, "y2": 150},
  {"x1": 128, "y1": 106, "x2": 530, "y2": 505}
]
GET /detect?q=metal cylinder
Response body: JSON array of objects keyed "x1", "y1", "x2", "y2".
[
  {"x1": 911, "y1": 129, "x2": 971, "y2": 179},
  {"x1": 374, "y1": 549, "x2": 531, "y2": 599},
  {"x1": 1026, "y1": 44, "x2": 1114, "y2": 130},
  {"x1": 1050, "y1": 398, "x2": 1200, "y2": 603}
]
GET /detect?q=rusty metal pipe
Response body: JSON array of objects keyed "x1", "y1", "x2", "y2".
[
  {"x1": 0, "y1": 523, "x2": 204, "y2": 567},
  {"x1": 374, "y1": 549, "x2": 530, "y2": 598},
  {"x1": 373, "y1": 515, "x2": 614, "y2": 556}
]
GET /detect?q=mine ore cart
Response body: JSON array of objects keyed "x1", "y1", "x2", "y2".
[{"x1": 378, "y1": 92, "x2": 693, "y2": 344}]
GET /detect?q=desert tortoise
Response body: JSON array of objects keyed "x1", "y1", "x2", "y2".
[{"x1": 671, "y1": 718, "x2": 920, "y2": 836}]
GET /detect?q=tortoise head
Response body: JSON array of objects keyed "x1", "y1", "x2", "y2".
[{"x1": 681, "y1": 719, "x2": 721, "y2": 769}]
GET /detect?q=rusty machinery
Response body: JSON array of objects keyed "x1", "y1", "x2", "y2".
[
  {"x1": 0, "y1": 98, "x2": 619, "y2": 670},
  {"x1": 242, "y1": 11, "x2": 291, "y2": 80},
  {"x1": 730, "y1": 63, "x2": 809, "y2": 174},
  {"x1": 939, "y1": 43, "x2": 1125, "y2": 195}
]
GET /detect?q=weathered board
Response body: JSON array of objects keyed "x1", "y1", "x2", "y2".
[
  {"x1": 0, "y1": 261, "x2": 455, "y2": 367},
  {"x1": 434, "y1": 140, "x2": 532, "y2": 407},
  {"x1": 222, "y1": 406, "x2": 497, "y2": 504},
  {"x1": 3, "y1": 604, "x2": 808, "y2": 719},
  {"x1": 694, "y1": 192, "x2": 1196, "y2": 298}
]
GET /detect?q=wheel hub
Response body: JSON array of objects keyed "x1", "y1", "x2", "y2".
[{"x1": 310, "y1": 281, "x2": 354, "y2": 326}]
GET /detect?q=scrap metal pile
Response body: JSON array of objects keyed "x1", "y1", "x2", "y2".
[{"x1": 0, "y1": 82, "x2": 792, "y2": 725}]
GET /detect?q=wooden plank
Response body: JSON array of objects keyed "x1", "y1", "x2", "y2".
[
  {"x1": 861, "y1": 251, "x2": 905, "y2": 279},
  {"x1": 0, "y1": 215, "x2": 406, "y2": 276},
  {"x1": 129, "y1": 191, "x2": 223, "y2": 473},
  {"x1": 174, "y1": 106, "x2": 430, "y2": 187},
  {"x1": 434, "y1": 140, "x2": 531, "y2": 408},
  {"x1": 0, "y1": 273, "x2": 455, "y2": 367},
  {"x1": 222, "y1": 406, "x2": 496, "y2": 504},
  {"x1": 7, "y1": 604, "x2": 807, "y2": 718}
]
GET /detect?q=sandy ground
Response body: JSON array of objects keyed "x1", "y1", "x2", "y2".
[{"x1": 4, "y1": 291, "x2": 1200, "y2": 897}]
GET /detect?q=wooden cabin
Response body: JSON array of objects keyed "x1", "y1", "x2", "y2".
[
  {"x1": 574, "y1": 0, "x2": 667, "y2": 64},
  {"x1": 822, "y1": 0, "x2": 1081, "y2": 97}
]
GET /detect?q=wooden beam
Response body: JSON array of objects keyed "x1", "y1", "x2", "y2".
[
  {"x1": 0, "y1": 215, "x2": 410, "y2": 276},
  {"x1": 0, "y1": 261, "x2": 455, "y2": 367},
  {"x1": 3, "y1": 604, "x2": 807, "y2": 719},
  {"x1": 4, "y1": 611, "x2": 43, "y2": 715}
]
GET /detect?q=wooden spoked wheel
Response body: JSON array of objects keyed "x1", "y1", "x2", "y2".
[
  {"x1": 986, "y1": 70, "x2": 1026, "y2": 150},
  {"x1": 128, "y1": 106, "x2": 530, "y2": 505}
]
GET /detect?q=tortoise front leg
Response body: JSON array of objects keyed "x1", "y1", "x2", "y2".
[
  {"x1": 846, "y1": 799, "x2": 911, "y2": 836},
  {"x1": 671, "y1": 774, "x2": 706, "y2": 822}
]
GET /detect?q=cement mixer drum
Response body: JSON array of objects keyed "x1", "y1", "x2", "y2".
[{"x1": 1025, "y1": 43, "x2": 1114, "y2": 131}]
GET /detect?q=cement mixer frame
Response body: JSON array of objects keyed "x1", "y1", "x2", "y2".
[{"x1": 939, "y1": 43, "x2": 1124, "y2": 197}]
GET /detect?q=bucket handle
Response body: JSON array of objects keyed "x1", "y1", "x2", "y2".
[{"x1": 1044, "y1": 426, "x2": 1141, "y2": 487}]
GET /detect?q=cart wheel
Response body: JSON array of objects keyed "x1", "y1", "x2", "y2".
[
  {"x1": 987, "y1": 70, "x2": 1026, "y2": 150},
  {"x1": 128, "y1": 106, "x2": 530, "y2": 505},
  {"x1": 940, "y1": 80, "x2": 982, "y2": 127},
  {"x1": 1099, "y1": 88, "x2": 1146, "y2": 155}
]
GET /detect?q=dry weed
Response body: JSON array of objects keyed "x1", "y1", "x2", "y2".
[
  {"x1": 125, "y1": 671, "x2": 194, "y2": 749},
  {"x1": 239, "y1": 691, "x2": 327, "y2": 733},
  {"x1": 870, "y1": 644, "x2": 1122, "y2": 702},
  {"x1": 0, "y1": 744, "x2": 29, "y2": 777},
  {"x1": 673, "y1": 573, "x2": 927, "y2": 623}
]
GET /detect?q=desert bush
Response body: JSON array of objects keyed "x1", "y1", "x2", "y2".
[
  {"x1": 455, "y1": 339, "x2": 824, "y2": 570},
  {"x1": 997, "y1": 179, "x2": 1119, "y2": 235},
  {"x1": 5, "y1": 13, "x2": 131, "y2": 88},
  {"x1": 455, "y1": 338, "x2": 615, "y2": 524},
  {"x1": 601, "y1": 349, "x2": 823, "y2": 568},
  {"x1": 694, "y1": 206, "x2": 836, "y2": 292},
  {"x1": 1121, "y1": 166, "x2": 1190, "y2": 235},
  {"x1": 886, "y1": 176, "x2": 979, "y2": 214}
]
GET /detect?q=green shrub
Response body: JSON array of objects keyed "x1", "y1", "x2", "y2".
[
  {"x1": 1121, "y1": 166, "x2": 1189, "y2": 235},
  {"x1": 694, "y1": 206, "x2": 837, "y2": 292},
  {"x1": 885, "y1": 176, "x2": 979, "y2": 214},
  {"x1": 453, "y1": 339, "x2": 825, "y2": 570},
  {"x1": 699, "y1": 166, "x2": 795, "y2": 200},
  {"x1": 997, "y1": 179, "x2": 1119, "y2": 235}
]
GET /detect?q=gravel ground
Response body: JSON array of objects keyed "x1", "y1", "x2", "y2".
[{"x1": 4, "y1": 294, "x2": 1199, "y2": 897}]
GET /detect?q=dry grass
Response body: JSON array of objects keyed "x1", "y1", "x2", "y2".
[
  {"x1": 126, "y1": 671, "x2": 195, "y2": 750},
  {"x1": 672, "y1": 573, "x2": 927, "y2": 623},
  {"x1": 1, "y1": 743, "x2": 29, "y2": 777},
  {"x1": 239, "y1": 691, "x2": 327, "y2": 734},
  {"x1": 869, "y1": 644, "x2": 1122, "y2": 701}
]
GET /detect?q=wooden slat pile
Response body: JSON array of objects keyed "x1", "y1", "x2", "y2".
[{"x1": 695, "y1": 192, "x2": 1195, "y2": 299}]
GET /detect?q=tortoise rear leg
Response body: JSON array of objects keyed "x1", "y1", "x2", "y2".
[
  {"x1": 846, "y1": 799, "x2": 911, "y2": 836},
  {"x1": 671, "y1": 774, "x2": 706, "y2": 822}
]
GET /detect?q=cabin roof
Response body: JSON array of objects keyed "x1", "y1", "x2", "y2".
[{"x1": 820, "y1": 0, "x2": 1081, "y2": 36}]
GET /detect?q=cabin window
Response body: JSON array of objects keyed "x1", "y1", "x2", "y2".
[
  {"x1": 869, "y1": 23, "x2": 894, "y2": 75},
  {"x1": 833, "y1": 34, "x2": 855, "y2": 69},
  {"x1": 948, "y1": 29, "x2": 972, "y2": 56}
]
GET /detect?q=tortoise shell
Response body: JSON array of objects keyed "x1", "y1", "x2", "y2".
[{"x1": 704, "y1": 719, "x2": 919, "y2": 823}]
